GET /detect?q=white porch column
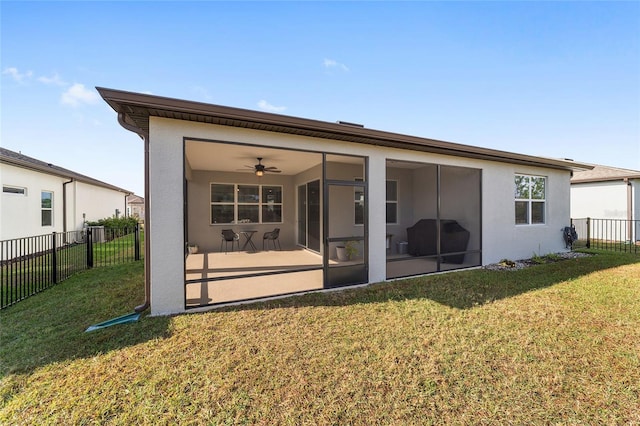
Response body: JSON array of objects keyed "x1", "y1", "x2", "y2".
[
  {"x1": 148, "y1": 120, "x2": 186, "y2": 315},
  {"x1": 368, "y1": 153, "x2": 387, "y2": 284}
]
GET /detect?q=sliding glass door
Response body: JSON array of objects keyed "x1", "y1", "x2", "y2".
[{"x1": 297, "y1": 180, "x2": 320, "y2": 252}]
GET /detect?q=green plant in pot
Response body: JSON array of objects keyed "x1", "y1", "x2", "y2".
[{"x1": 337, "y1": 241, "x2": 359, "y2": 261}]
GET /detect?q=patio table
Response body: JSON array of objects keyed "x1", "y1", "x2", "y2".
[{"x1": 239, "y1": 230, "x2": 258, "y2": 252}]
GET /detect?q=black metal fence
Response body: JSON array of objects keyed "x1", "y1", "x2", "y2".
[
  {"x1": 1, "y1": 225, "x2": 142, "y2": 310},
  {"x1": 571, "y1": 218, "x2": 639, "y2": 254}
]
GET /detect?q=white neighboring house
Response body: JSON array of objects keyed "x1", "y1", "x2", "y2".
[
  {"x1": 571, "y1": 163, "x2": 640, "y2": 242},
  {"x1": 1, "y1": 147, "x2": 132, "y2": 241},
  {"x1": 98, "y1": 87, "x2": 592, "y2": 316}
]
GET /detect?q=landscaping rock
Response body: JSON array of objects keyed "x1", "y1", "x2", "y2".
[{"x1": 483, "y1": 251, "x2": 593, "y2": 271}]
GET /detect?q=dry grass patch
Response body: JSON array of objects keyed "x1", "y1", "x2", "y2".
[{"x1": 1, "y1": 251, "x2": 639, "y2": 424}]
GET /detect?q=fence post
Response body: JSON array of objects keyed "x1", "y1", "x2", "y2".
[
  {"x1": 134, "y1": 223, "x2": 140, "y2": 261},
  {"x1": 51, "y1": 232, "x2": 58, "y2": 284},
  {"x1": 586, "y1": 217, "x2": 591, "y2": 249},
  {"x1": 87, "y1": 228, "x2": 94, "y2": 268}
]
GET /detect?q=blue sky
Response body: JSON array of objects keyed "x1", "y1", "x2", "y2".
[{"x1": 2, "y1": 1, "x2": 639, "y2": 197}]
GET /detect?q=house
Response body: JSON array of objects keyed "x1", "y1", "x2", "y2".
[
  {"x1": 98, "y1": 87, "x2": 592, "y2": 316},
  {"x1": 571, "y1": 163, "x2": 640, "y2": 242},
  {"x1": 126, "y1": 194, "x2": 145, "y2": 222},
  {"x1": 1, "y1": 147, "x2": 132, "y2": 241}
]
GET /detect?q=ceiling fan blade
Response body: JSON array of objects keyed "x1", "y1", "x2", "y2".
[
  {"x1": 266, "y1": 169, "x2": 282, "y2": 173},
  {"x1": 264, "y1": 166, "x2": 279, "y2": 170}
]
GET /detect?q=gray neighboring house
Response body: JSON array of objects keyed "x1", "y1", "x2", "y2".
[
  {"x1": 571, "y1": 163, "x2": 640, "y2": 220},
  {"x1": 571, "y1": 163, "x2": 640, "y2": 242}
]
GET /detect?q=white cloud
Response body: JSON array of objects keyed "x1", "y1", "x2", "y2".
[
  {"x1": 191, "y1": 86, "x2": 212, "y2": 102},
  {"x1": 323, "y1": 58, "x2": 349, "y2": 72},
  {"x1": 257, "y1": 100, "x2": 287, "y2": 113},
  {"x1": 61, "y1": 83, "x2": 100, "y2": 107},
  {"x1": 38, "y1": 73, "x2": 67, "y2": 86},
  {"x1": 3, "y1": 67, "x2": 33, "y2": 82}
]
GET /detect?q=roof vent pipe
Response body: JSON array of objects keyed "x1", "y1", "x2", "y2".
[{"x1": 336, "y1": 120, "x2": 364, "y2": 128}]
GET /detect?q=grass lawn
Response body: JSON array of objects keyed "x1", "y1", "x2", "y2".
[{"x1": 1, "y1": 250, "x2": 639, "y2": 424}]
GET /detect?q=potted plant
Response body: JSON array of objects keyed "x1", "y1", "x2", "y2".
[
  {"x1": 187, "y1": 243, "x2": 199, "y2": 254},
  {"x1": 336, "y1": 241, "x2": 358, "y2": 261}
]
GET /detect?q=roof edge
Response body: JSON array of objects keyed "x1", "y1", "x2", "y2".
[
  {"x1": 1, "y1": 148, "x2": 132, "y2": 195},
  {"x1": 97, "y1": 87, "x2": 594, "y2": 173},
  {"x1": 572, "y1": 175, "x2": 640, "y2": 184}
]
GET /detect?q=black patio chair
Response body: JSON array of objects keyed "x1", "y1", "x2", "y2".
[
  {"x1": 262, "y1": 228, "x2": 281, "y2": 251},
  {"x1": 220, "y1": 229, "x2": 239, "y2": 253}
]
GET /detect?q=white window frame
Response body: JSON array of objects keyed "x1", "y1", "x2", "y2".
[
  {"x1": 386, "y1": 179, "x2": 398, "y2": 225},
  {"x1": 515, "y1": 174, "x2": 546, "y2": 225},
  {"x1": 354, "y1": 177, "x2": 365, "y2": 226},
  {"x1": 2, "y1": 185, "x2": 27, "y2": 195},
  {"x1": 41, "y1": 190, "x2": 53, "y2": 227},
  {"x1": 210, "y1": 183, "x2": 283, "y2": 225}
]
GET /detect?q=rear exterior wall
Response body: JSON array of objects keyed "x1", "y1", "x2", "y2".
[{"x1": 147, "y1": 117, "x2": 572, "y2": 315}]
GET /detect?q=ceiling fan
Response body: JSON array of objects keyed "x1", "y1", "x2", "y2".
[{"x1": 245, "y1": 157, "x2": 281, "y2": 176}]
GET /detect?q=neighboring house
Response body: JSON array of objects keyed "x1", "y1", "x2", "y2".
[
  {"x1": 126, "y1": 194, "x2": 145, "y2": 222},
  {"x1": 98, "y1": 87, "x2": 592, "y2": 316},
  {"x1": 1, "y1": 147, "x2": 132, "y2": 241},
  {"x1": 570, "y1": 163, "x2": 640, "y2": 242}
]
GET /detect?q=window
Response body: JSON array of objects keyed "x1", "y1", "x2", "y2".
[
  {"x1": 3, "y1": 185, "x2": 26, "y2": 195},
  {"x1": 386, "y1": 180, "x2": 398, "y2": 224},
  {"x1": 354, "y1": 179, "x2": 396, "y2": 225},
  {"x1": 515, "y1": 175, "x2": 545, "y2": 225},
  {"x1": 354, "y1": 178, "x2": 365, "y2": 225},
  {"x1": 211, "y1": 183, "x2": 282, "y2": 224},
  {"x1": 41, "y1": 191, "x2": 53, "y2": 226},
  {"x1": 262, "y1": 186, "x2": 283, "y2": 223}
]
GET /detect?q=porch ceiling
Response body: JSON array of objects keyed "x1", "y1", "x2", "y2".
[
  {"x1": 185, "y1": 141, "x2": 323, "y2": 175},
  {"x1": 98, "y1": 87, "x2": 594, "y2": 173}
]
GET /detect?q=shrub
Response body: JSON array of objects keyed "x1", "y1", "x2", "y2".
[
  {"x1": 499, "y1": 259, "x2": 516, "y2": 268},
  {"x1": 86, "y1": 216, "x2": 139, "y2": 229}
]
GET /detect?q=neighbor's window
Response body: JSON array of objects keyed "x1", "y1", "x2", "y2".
[
  {"x1": 515, "y1": 175, "x2": 545, "y2": 225},
  {"x1": 41, "y1": 191, "x2": 53, "y2": 226},
  {"x1": 3, "y1": 185, "x2": 26, "y2": 195},
  {"x1": 211, "y1": 183, "x2": 282, "y2": 224},
  {"x1": 386, "y1": 180, "x2": 398, "y2": 224}
]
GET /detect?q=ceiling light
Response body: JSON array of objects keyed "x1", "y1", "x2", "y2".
[{"x1": 255, "y1": 170, "x2": 264, "y2": 177}]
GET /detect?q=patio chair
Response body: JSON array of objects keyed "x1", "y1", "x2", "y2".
[
  {"x1": 220, "y1": 229, "x2": 239, "y2": 253},
  {"x1": 262, "y1": 228, "x2": 281, "y2": 251}
]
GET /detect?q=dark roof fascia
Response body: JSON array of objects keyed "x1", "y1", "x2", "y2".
[
  {"x1": 572, "y1": 175, "x2": 640, "y2": 184},
  {"x1": 97, "y1": 87, "x2": 593, "y2": 173},
  {"x1": 0, "y1": 148, "x2": 132, "y2": 195}
]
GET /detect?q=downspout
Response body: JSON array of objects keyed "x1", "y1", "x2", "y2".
[
  {"x1": 118, "y1": 112, "x2": 151, "y2": 313},
  {"x1": 625, "y1": 178, "x2": 632, "y2": 241},
  {"x1": 62, "y1": 179, "x2": 74, "y2": 233}
]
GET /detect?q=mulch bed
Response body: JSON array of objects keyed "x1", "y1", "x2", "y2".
[{"x1": 483, "y1": 251, "x2": 593, "y2": 271}]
